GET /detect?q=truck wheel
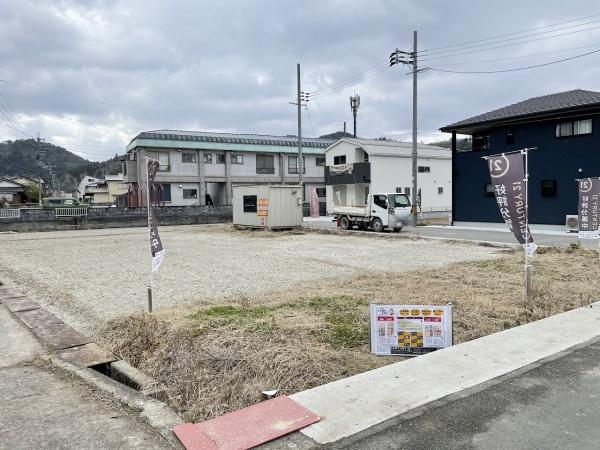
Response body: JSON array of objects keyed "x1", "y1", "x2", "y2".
[
  {"x1": 340, "y1": 216, "x2": 351, "y2": 230},
  {"x1": 371, "y1": 218, "x2": 383, "y2": 232}
]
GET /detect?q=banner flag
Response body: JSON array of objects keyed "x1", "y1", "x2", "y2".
[
  {"x1": 147, "y1": 159, "x2": 165, "y2": 273},
  {"x1": 309, "y1": 187, "x2": 319, "y2": 218},
  {"x1": 578, "y1": 177, "x2": 600, "y2": 239},
  {"x1": 486, "y1": 152, "x2": 537, "y2": 256}
]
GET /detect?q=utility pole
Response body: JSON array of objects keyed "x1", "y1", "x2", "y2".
[
  {"x1": 297, "y1": 63, "x2": 303, "y2": 187},
  {"x1": 390, "y1": 31, "x2": 420, "y2": 226},
  {"x1": 289, "y1": 64, "x2": 309, "y2": 192},
  {"x1": 411, "y1": 30, "x2": 418, "y2": 227},
  {"x1": 350, "y1": 94, "x2": 360, "y2": 138}
]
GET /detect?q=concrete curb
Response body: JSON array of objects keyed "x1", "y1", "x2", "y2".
[
  {"x1": 288, "y1": 301, "x2": 600, "y2": 445},
  {"x1": 48, "y1": 355, "x2": 184, "y2": 448},
  {"x1": 1, "y1": 287, "x2": 184, "y2": 448},
  {"x1": 304, "y1": 225, "x2": 518, "y2": 249}
]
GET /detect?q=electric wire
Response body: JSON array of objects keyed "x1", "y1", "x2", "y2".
[{"x1": 427, "y1": 48, "x2": 600, "y2": 74}]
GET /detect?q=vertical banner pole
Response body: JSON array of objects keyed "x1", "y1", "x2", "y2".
[
  {"x1": 524, "y1": 148, "x2": 530, "y2": 300},
  {"x1": 145, "y1": 156, "x2": 153, "y2": 313}
]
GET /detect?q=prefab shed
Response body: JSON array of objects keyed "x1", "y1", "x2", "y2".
[{"x1": 232, "y1": 184, "x2": 303, "y2": 229}]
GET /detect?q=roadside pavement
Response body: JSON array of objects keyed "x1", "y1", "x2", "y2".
[
  {"x1": 302, "y1": 217, "x2": 593, "y2": 248},
  {"x1": 347, "y1": 337, "x2": 600, "y2": 450},
  {"x1": 0, "y1": 303, "x2": 171, "y2": 450}
]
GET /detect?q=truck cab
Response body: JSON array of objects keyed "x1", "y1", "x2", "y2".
[{"x1": 333, "y1": 193, "x2": 411, "y2": 232}]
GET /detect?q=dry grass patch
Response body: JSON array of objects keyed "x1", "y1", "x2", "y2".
[{"x1": 96, "y1": 246, "x2": 599, "y2": 422}]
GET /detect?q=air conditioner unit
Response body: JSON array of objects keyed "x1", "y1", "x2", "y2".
[{"x1": 565, "y1": 215, "x2": 579, "y2": 232}]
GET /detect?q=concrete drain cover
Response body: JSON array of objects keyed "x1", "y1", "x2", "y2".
[
  {"x1": 2, "y1": 296, "x2": 40, "y2": 313},
  {"x1": 15, "y1": 308, "x2": 91, "y2": 350},
  {"x1": 56, "y1": 343, "x2": 116, "y2": 367}
]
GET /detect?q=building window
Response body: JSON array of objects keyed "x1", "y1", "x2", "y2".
[
  {"x1": 147, "y1": 151, "x2": 170, "y2": 171},
  {"x1": 288, "y1": 156, "x2": 306, "y2": 174},
  {"x1": 231, "y1": 154, "x2": 244, "y2": 164},
  {"x1": 506, "y1": 128, "x2": 515, "y2": 145},
  {"x1": 256, "y1": 154, "x2": 275, "y2": 174},
  {"x1": 216, "y1": 154, "x2": 225, "y2": 164},
  {"x1": 316, "y1": 187, "x2": 326, "y2": 197},
  {"x1": 484, "y1": 183, "x2": 495, "y2": 197},
  {"x1": 472, "y1": 135, "x2": 491, "y2": 151},
  {"x1": 182, "y1": 152, "x2": 196, "y2": 163},
  {"x1": 243, "y1": 195, "x2": 257, "y2": 213},
  {"x1": 151, "y1": 183, "x2": 171, "y2": 202},
  {"x1": 204, "y1": 154, "x2": 213, "y2": 164},
  {"x1": 363, "y1": 151, "x2": 369, "y2": 162},
  {"x1": 333, "y1": 155, "x2": 346, "y2": 165},
  {"x1": 316, "y1": 157, "x2": 326, "y2": 166},
  {"x1": 404, "y1": 187, "x2": 411, "y2": 197},
  {"x1": 541, "y1": 179, "x2": 557, "y2": 198},
  {"x1": 438, "y1": 187, "x2": 444, "y2": 194},
  {"x1": 556, "y1": 119, "x2": 592, "y2": 137},
  {"x1": 183, "y1": 189, "x2": 198, "y2": 199},
  {"x1": 395, "y1": 187, "x2": 402, "y2": 193},
  {"x1": 418, "y1": 166, "x2": 430, "y2": 173}
]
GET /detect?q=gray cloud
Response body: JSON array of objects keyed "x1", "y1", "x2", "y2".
[{"x1": 1, "y1": 0, "x2": 599, "y2": 160}]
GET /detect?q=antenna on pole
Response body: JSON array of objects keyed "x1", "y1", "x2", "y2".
[{"x1": 350, "y1": 94, "x2": 360, "y2": 138}]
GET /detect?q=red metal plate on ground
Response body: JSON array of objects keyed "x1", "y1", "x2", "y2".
[{"x1": 172, "y1": 396, "x2": 319, "y2": 450}]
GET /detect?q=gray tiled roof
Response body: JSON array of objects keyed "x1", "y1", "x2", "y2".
[
  {"x1": 441, "y1": 89, "x2": 600, "y2": 131},
  {"x1": 133, "y1": 129, "x2": 334, "y2": 148}
]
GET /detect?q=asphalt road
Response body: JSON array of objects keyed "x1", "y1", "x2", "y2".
[{"x1": 347, "y1": 337, "x2": 600, "y2": 450}]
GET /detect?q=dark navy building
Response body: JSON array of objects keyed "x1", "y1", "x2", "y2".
[{"x1": 441, "y1": 89, "x2": 600, "y2": 225}]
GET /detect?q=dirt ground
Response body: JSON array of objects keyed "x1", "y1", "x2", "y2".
[
  {"x1": 97, "y1": 244, "x2": 599, "y2": 422},
  {"x1": 0, "y1": 224, "x2": 498, "y2": 334}
]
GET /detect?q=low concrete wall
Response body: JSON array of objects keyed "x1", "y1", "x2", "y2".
[{"x1": 0, "y1": 206, "x2": 232, "y2": 232}]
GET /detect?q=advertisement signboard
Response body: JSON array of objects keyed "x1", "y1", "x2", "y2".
[
  {"x1": 578, "y1": 177, "x2": 600, "y2": 239},
  {"x1": 370, "y1": 304, "x2": 453, "y2": 356},
  {"x1": 485, "y1": 151, "x2": 536, "y2": 256}
]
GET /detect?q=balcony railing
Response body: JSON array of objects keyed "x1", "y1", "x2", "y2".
[{"x1": 324, "y1": 162, "x2": 371, "y2": 185}]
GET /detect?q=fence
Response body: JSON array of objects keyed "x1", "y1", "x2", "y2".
[
  {"x1": 0, "y1": 205, "x2": 232, "y2": 232},
  {"x1": 0, "y1": 208, "x2": 20, "y2": 219},
  {"x1": 55, "y1": 207, "x2": 89, "y2": 218}
]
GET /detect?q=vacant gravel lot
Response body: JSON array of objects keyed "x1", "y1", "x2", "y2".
[{"x1": 0, "y1": 225, "x2": 499, "y2": 334}]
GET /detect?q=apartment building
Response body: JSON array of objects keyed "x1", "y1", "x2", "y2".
[
  {"x1": 122, "y1": 130, "x2": 333, "y2": 207},
  {"x1": 324, "y1": 138, "x2": 452, "y2": 214}
]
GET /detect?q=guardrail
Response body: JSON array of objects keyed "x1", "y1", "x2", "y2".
[
  {"x1": 0, "y1": 208, "x2": 20, "y2": 219},
  {"x1": 55, "y1": 207, "x2": 88, "y2": 218}
]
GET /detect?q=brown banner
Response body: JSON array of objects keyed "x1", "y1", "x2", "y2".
[
  {"x1": 486, "y1": 152, "x2": 536, "y2": 255},
  {"x1": 147, "y1": 159, "x2": 165, "y2": 272}
]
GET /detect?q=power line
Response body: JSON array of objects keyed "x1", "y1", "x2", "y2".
[
  {"x1": 431, "y1": 41, "x2": 600, "y2": 67},
  {"x1": 309, "y1": 59, "x2": 389, "y2": 94},
  {"x1": 304, "y1": 105, "x2": 317, "y2": 138},
  {"x1": 418, "y1": 15, "x2": 600, "y2": 56},
  {"x1": 428, "y1": 48, "x2": 600, "y2": 74},
  {"x1": 421, "y1": 12, "x2": 600, "y2": 52},
  {"x1": 419, "y1": 24, "x2": 600, "y2": 63}
]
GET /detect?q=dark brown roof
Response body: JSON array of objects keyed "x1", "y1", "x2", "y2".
[{"x1": 441, "y1": 89, "x2": 600, "y2": 132}]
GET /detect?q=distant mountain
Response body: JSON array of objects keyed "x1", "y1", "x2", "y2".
[
  {"x1": 0, "y1": 139, "x2": 122, "y2": 192},
  {"x1": 318, "y1": 131, "x2": 354, "y2": 140},
  {"x1": 428, "y1": 138, "x2": 472, "y2": 151}
]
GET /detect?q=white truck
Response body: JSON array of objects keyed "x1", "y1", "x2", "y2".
[{"x1": 333, "y1": 193, "x2": 412, "y2": 232}]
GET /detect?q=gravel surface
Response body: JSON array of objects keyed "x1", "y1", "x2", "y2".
[{"x1": 0, "y1": 225, "x2": 499, "y2": 334}]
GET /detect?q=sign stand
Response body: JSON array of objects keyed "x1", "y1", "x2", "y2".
[
  {"x1": 145, "y1": 156, "x2": 154, "y2": 313},
  {"x1": 483, "y1": 147, "x2": 537, "y2": 302},
  {"x1": 523, "y1": 148, "x2": 532, "y2": 299}
]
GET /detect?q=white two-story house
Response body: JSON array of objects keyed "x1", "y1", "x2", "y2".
[
  {"x1": 324, "y1": 138, "x2": 452, "y2": 214},
  {"x1": 122, "y1": 130, "x2": 334, "y2": 208}
]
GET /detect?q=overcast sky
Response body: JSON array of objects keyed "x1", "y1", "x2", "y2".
[{"x1": 1, "y1": 0, "x2": 600, "y2": 161}]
